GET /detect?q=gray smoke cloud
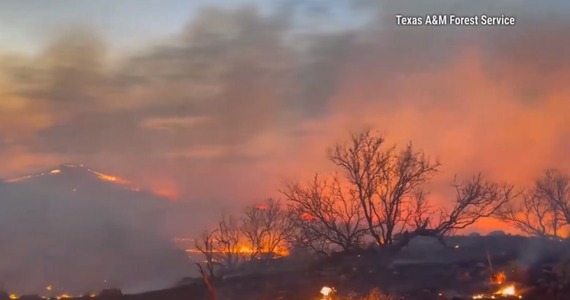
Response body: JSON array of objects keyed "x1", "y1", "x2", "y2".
[{"x1": 0, "y1": 165, "x2": 193, "y2": 294}]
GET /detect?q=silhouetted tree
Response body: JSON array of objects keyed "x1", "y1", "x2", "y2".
[
  {"x1": 240, "y1": 198, "x2": 294, "y2": 260},
  {"x1": 284, "y1": 129, "x2": 516, "y2": 253},
  {"x1": 282, "y1": 174, "x2": 368, "y2": 253},
  {"x1": 194, "y1": 229, "x2": 218, "y2": 279},
  {"x1": 495, "y1": 169, "x2": 569, "y2": 239},
  {"x1": 240, "y1": 206, "x2": 265, "y2": 260},
  {"x1": 194, "y1": 213, "x2": 244, "y2": 275},
  {"x1": 420, "y1": 174, "x2": 516, "y2": 242},
  {"x1": 326, "y1": 130, "x2": 440, "y2": 246},
  {"x1": 214, "y1": 214, "x2": 242, "y2": 271}
]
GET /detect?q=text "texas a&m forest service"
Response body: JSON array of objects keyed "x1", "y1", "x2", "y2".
[{"x1": 395, "y1": 14, "x2": 516, "y2": 26}]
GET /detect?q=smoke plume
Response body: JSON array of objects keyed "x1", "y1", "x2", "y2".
[{"x1": 0, "y1": 2, "x2": 569, "y2": 282}]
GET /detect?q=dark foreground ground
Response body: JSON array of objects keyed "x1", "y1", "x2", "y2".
[{"x1": 4, "y1": 236, "x2": 570, "y2": 300}]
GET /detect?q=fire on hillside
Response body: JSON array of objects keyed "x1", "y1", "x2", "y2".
[{"x1": 2, "y1": 164, "x2": 136, "y2": 189}]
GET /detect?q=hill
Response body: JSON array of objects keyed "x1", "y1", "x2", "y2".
[{"x1": 0, "y1": 164, "x2": 193, "y2": 295}]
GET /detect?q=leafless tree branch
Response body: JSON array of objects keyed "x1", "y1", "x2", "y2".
[
  {"x1": 214, "y1": 213, "x2": 242, "y2": 272},
  {"x1": 194, "y1": 229, "x2": 219, "y2": 279},
  {"x1": 241, "y1": 198, "x2": 295, "y2": 260},
  {"x1": 281, "y1": 174, "x2": 368, "y2": 253},
  {"x1": 327, "y1": 129, "x2": 440, "y2": 246},
  {"x1": 495, "y1": 169, "x2": 569, "y2": 239}
]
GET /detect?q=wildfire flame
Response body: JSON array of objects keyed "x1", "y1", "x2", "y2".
[
  {"x1": 320, "y1": 286, "x2": 335, "y2": 300},
  {"x1": 4, "y1": 176, "x2": 31, "y2": 183},
  {"x1": 7, "y1": 292, "x2": 96, "y2": 299},
  {"x1": 184, "y1": 241, "x2": 289, "y2": 257},
  {"x1": 320, "y1": 286, "x2": 333, "y2": 296},
  {"x1": 472, "y1": 284, "x2": 521, "y2": 299},
  {"x1": 57, "y1": 294, "x2": 72, "y2": 299},
  {"x1": 3, "y1": 164, "x2": 129, "y2": 185},
  {"x1": 492, "y1": 271, "x2": 507, "y2": 285},
  {"x1": 89, "y1": 170, "x2": 129, "y2": 184},
  {"x1": 497, "y1": 285, "x2": 517, "y2": 296},
  {"x1": 471, "y1": 272, "x2": 523, "y2": 299}
]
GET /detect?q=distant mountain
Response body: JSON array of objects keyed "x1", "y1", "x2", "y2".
[{"x1": 0, "y1": 164, "x2": 193, "y2": 295}]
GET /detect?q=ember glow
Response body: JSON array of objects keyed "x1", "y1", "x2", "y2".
[
  {"x1": 2, "y1": 164, "x2": 140, "y2": 191},
  {"x1": 184, "y1": 243, "x2": 289, "y2": 257},
  {"x1": 472, "y1": 285, "x2": 522, "y2": 299},
  {"x1": 6, "y1": 284, "x2": 97, "y2": 299},
  {"x1": 0, "y1": 0, "x2": 568, "y2": 236},
  {"x1": 89, "y1": 170, "x2": 129, "y2": 184},
  {"x1": 492, "y1": 271, "x2": 507, "y2": 285},
  {"x1": 7, "y1": 293, "x2": 94, "y2": 299},
  {"x1": 497, "y1": 285, "x2": 517, "y2": 296},
  {"x1": 320, "y1": 286, "x2": 335, "y2": 300},
  {"x1": 472, "y1": 271, "x2": 522, "y2": 299}
]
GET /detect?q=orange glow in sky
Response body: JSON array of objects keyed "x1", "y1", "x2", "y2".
[{"x1": 0, "y1": 1, "x2": 569, "y2": 235}]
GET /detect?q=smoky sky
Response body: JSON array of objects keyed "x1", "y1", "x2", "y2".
[{"x1": 1, "y1": 0, "x2": 570, "y2": 234}]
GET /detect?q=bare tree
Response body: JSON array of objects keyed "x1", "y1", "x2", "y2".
[
  {"x1": 394, "y1": 174, "x2": 518, "y2": 248},
  {"x1": 287, "y1": 217, "x2": 332, "y2": 256},
  {"x1": 435, "y1": 175, "x2": 516, "y2": 234},
  {"x1": 281, "y1": 174, "x2": 368, "y2": 253},
  {"x1": 240, "y1": 206, "x2": 265, "y2": 260},
  {"x1": 195, "y1": 229, "x2": 218, "y2": 279},
  {"x1": 241, "y1": 198, "x2": 295, "y2": 260},
  {"x1": 495, "y1": 169, "x2": 569, "y2": 238},
  {"x1": 214, "y1": 214, "x2": 242, "y2": 271},
  {"x1": 289, "y1": 129, "x2": 516, "y2": 252},
  {"x1": 195, "y1": 263, "x2": 217, "y2": 300},
  {"x1": 536, "y1": 169, "x2": 570, "y2": 236},
  {"x1": 258, "y1": 199, "x2": 295, "y2": 258},
  {"x1": 327, "y1": 129, "x2": 440, "y2": 246},
  {"x1": 495, "y1": 190, "x2": 558, "y2": 238}
]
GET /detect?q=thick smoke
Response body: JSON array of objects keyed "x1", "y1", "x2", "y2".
[
  {"x1": 0, "y1": 0, "x2": 569, "y2": 275},
  {"x1": 0, "y1": 166, "x2": 193, "y2": 294}
]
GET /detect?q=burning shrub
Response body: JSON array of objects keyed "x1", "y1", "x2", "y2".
[
  {"x1": 472, "y1": 284, "x2": 521, "y2": 299},
  {"x1": 361, "y1": 289, "x2": 399, "y2": 300},
  {"x1": 491, "y1": 271, "x2": 507, "y2": 284}
]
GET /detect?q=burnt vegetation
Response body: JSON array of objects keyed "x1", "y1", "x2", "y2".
[
  {"x1": 189, "y1": 129, "x2": 570, "y2": 300},
  {"x1": 195, "y1": 130, "x2": 520, "y2": 267}
]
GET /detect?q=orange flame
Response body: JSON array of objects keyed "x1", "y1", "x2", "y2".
[
  {"x1": 472, "y1": 284, "x2": 521, "y2": 299},
  {"x1": 4, "y1": 175, "x2": 31, "y2": 183},
  {"x1": 492, "y1": 271, "x2": 507, "y2": 284},
  {"x1": 320, "y1": 286, "x2": 333, "y2": 296},
  {"x1": 496, "y1": 285, "x2": 517, "y2": 296}
]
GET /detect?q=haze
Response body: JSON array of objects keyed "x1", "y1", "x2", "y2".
[{"x1": 1, "y1": 0, "x2": 570, "y2": 240}]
